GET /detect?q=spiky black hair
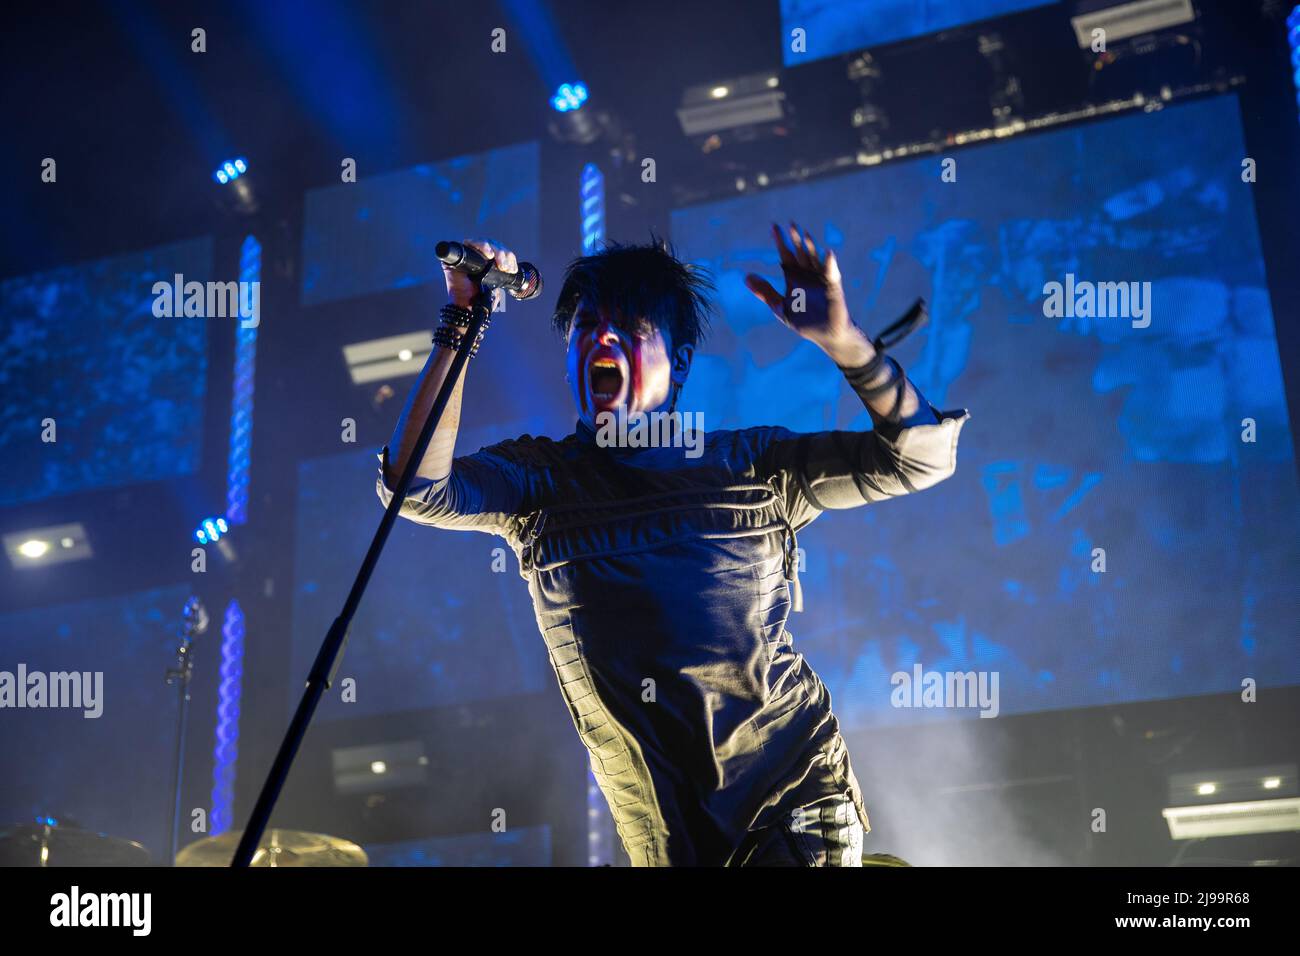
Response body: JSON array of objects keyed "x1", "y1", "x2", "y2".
[{"x1": 550, "y1": 233, "x2": 715, "y2": 350}]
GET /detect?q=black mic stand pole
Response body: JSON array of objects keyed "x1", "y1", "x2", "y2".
[
  {"x1": 231, "y1": 288, "x2": 494, "y2": 867},
  {"x1": 166, "y1": 597, "x2": 206, "y2": 864}
]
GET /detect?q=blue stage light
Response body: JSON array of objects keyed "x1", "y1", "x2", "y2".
[
  {"x1": 225, "y1": 236, "x2": 260, "y2": 527},
  {"x1": 580, "y1": 163, "x2": 605, "y2": 255},
  {"x1": 213, "y1": 157, "x2": 249, "y2": 185},
  {"x1": 552, "y1": 82, "x2": 588, "y2": 112},
  {"x1": 211, "y1": 600, "x2": 245, "y2": 836},
  {"x1": 194, "y1": 516, "x2": 229, "y2": 545},
  {"x1": 1291, "y1": 6, "x2": 1300, "y2": 121}
]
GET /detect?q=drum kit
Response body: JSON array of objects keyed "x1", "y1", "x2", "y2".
[{"x1": 0, "y1": 818, "x2": 367, "y2": 868}]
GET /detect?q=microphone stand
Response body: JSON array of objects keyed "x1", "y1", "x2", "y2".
[
  {"x1": 166, "y1": 596, "x2": 207, "y2": 865},
  {"x1": 232, "y1": 288, "x2": 494, "y2": 867}
]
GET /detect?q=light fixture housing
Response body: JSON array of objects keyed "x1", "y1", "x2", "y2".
[
  {"x1": 1162, "y1": 765, "x2": 1300, "y2": 840},
  {"x1": 4, "y1": 523, "x2": 92, "y2": 570},
  {"x1": 342, "y1": 332, "x2": 433, "y2": 385}
]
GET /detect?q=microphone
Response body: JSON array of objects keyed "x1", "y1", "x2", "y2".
[{"x1": 436, "y1": 241, "x2": 544, "y2": 301}]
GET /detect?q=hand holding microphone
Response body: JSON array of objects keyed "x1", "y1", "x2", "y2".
[{"x1": 436, "y1": 239, "x2": 543, "y2": 307}]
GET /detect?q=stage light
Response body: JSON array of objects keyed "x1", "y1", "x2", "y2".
[
  {"x1": 580, "y1": 163, "x2": 605, "y2": 255},
  {"x1": 1289, "y1": 6, "x2": 1300, "y2": 119},
  {"x1": 343, "y1": 332, "x2": 432, "y2": 384},
  {"x1": 18, "y1": 539, "x2": 49, "y2": 559},
  {"x1": 194, "y1": 516, "x2": 229, "y2": 545},
  {"x1": 551, "y1": 82, "x2": 588, "y2": 112},
  {"x1": 1069, "y1": 0, "x2": 1194, "y2": 49},
  {"x1": 1163, "y1": 765, "x2": 1299, "y2": 840},
  {"x1": 225, "y1": 235, "x2": 259, "y2": 527},
  {"x1": 213, "y1": 157, "x2": 249, "y2": 184},
  {"x1": 212, "y1": 158, "x2": 258, "y2": 215},
  {"x1": 677, "y1": 71, "x2": 788, "y2": 147},
  {"x1": 332, "y1": 742, "x2": 429, "y2": 794},
  {"x1": 210, "y1": 600, "x2": 245, "y2": 835},
  {"x1": 4, "y1": 523, "x2": 93, "y2": 569}
]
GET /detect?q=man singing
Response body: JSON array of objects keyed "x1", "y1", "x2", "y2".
[{"x1": 378, "y1": 224, "x2": 968, "y2": 866}]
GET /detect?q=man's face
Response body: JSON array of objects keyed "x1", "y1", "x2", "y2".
[{"x1": 566, "y1": 302, "x2": 681, "y2": 429}]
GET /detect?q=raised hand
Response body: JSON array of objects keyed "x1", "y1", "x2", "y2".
[{"x1": 743, "y1": 222, "x2": 853, "y2": 344}]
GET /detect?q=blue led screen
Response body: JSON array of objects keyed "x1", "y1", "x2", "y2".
[
  {"x1": 301, "y1": 140, "x2": 540, "y2": 306},
  {"x1": 0, "y1": 238, "x2": 211, "y2": 506},
  {"x1": 781, "y1": 0, "x2": 1054, "y2": 63},
  {"x1": 670, "y1": 93, "x2": 1298, "y2": 725}
]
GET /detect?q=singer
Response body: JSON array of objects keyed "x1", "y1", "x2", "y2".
[{"x1": 378, "y1": 226, "x2": 968, "y2": 866}]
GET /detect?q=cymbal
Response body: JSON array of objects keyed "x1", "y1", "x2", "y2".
[
  {"x1": 176, "y1": 829, "x2": 369, "y2": 867},
  {"x1": 0, "y1": 822, "x2": 152, "y2": 867}
]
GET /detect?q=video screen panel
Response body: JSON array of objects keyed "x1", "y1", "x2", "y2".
[
  {"x1": 0, "y1": 238, "x2": 211, "y2": 506},
  {"x1": 670, "y1": 93, "x2": 1298, "y2": 725},
  {"x1": 300, "y1": 140, "x2": 540, "y2": 306},
  {"x1": 780, "y1": 0, "x2": 1054, "y2": 63}
]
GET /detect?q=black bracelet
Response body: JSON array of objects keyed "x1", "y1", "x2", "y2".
[
  {"x1": 439, "y1": 302, "x2": 473, "y2": 329},
  {"x1": 432, "y1": 324, "x2": 464, "y2": 352},
  {"x1": 432, "y1": 314, "x2": 493, "y2": 358},
  {"x1": 467, "y1": 314, "x2": 492, "y2": 357}
]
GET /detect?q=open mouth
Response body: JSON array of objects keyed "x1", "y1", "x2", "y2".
[{"x1": 588, "y1": 357, "x2": 625, "y2": 403}]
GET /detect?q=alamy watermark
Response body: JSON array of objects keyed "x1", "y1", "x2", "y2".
[
  {"x1": 152, "y1": 274, "x2": 259, "y2": 328},
  {"x1": 1042, "y1": 273, "x2": 1150, "y2": 328},
  {"x1": 891, "y1": 664, "x2": 1000, "y2": 718},
  {"x1": 0, "y1": 664, "x2": 102, "y2": 718},
  {"x1": 594, "y1": 407, "x2": 705, "y2": 458},
  {"x1": 50, "y1": 886, "x2": 150, "y2": 935}
]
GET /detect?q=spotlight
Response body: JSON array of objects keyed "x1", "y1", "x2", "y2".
[
  {"x1": 677, "y1": 70, "x2": 789, "y2": 149},
  {"x1": 332, "y1": 741, "x2": 429, "y2": 794},
  {"x1": 194, "y1": 516, "x2": 229, "y2": 545},
  {"x1": 1069, "y1": 0, "x2": 1195, "y2": 48},
  {"x1": 1163, "y1": 765, "x2": 1300, "y2": 840},
  {"x1": 548, "y1": 83, "x2": 606, "y2": 145},
  {"x1": 342, "y1": 332, "x2": 432, "y2": 385},
  {"x1": 212, "y1": 156, "x2": 258, "y2": 215},
  {"x1": 550, "y1": 82, "x2": 588, "y2": 112},
  {"x1": 18, "y1": 539, "x2": 49, "y2": 559},
  {"x1": 4, "y1": 523, "x2": 92, "y2": 570},
  {"x1": 213, "y1": 157, "x2": 249, "y2": 185}
]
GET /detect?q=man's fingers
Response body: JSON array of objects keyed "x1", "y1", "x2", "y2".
[
  {"x1": 771, "y1": 222, "x2": 798, "y2": 269},
  {"x1": 825, "y1": 248, "x2": 841, "y2": 284},
  {"x1": 803, "y1": 229, "x2": 823, "y2": 270},
  {"x1": 787, "y1": 222, "x2": 812, "y2": 269},
  {"x1": 465, "y1": 238, "x2": 497, "y2": 259},
  {"x1": 495, "y1": 249, "x2": 518, "y2": 274},
  {"x1": 744, "y1": 273, "x2": 787, "y2": 319}
]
